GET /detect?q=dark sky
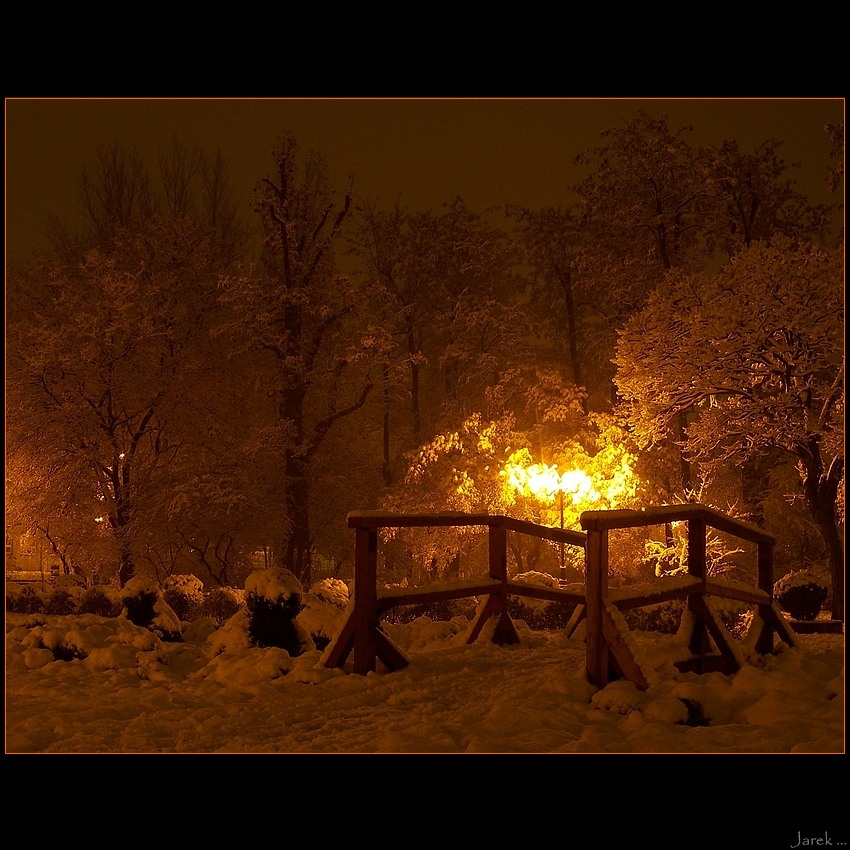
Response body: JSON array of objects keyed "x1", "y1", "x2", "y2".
[{"x1": 5, "y1": 97, "x2": 845, "y2": 265}]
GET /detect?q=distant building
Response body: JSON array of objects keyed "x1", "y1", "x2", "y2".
[{"x1": 5, "y1": 526, "x2": 59, "y2": 585}]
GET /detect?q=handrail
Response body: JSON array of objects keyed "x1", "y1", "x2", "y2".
[
  {"x1": 580, "y1": 504, "x2": 775, "y2": 544},
  {"x1": 346, "y1": 510, "x2": 587, "y2": 546},
  {"x1": 325, "y1": 511, "x2": 587, "y2": 674},
  {"x1": 326, "y1": 506, "x2": 799, "y2": 687},
  {"x1": 579, "y1": 505, "x2": 794, "y2": 688}
]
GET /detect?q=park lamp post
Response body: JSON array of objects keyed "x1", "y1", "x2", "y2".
[
  {"x1": 557, "y1": 486, "x2": 566, "y2": 586},
  {"x1": 501, "y1": 462, "x2": 593, "y2": 588}
]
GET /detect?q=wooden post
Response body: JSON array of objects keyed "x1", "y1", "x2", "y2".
[
  {"x1": 488, "y1": 519, "x2": 507, "y2": 580},
  {"x1": 687, "y1": 516, "x2": 707, "y2": 580},
  {"x1": 585, "y1": 527, "x2": 608, "y2": 687},
  {"x1": 486, "y1": 518, "x2": 519, "y2": 644},
  {"x1": 755, "y1": 539, "x2": 775, "y2": 655},
  {"x1": 488, "y1": 519, "x2": 508, "y2": 613},
  {"x1": 352, "y1": 525, "x2": 379, "y2": 675},
  {"x1": 686, "y1": 516, "x2": 710, "y2": 666}
]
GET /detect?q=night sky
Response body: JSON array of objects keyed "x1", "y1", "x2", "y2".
[{"x1": 5, "y1": 97, "x2": 844, "y2": 265}]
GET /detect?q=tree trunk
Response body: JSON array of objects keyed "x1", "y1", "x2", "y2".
[
  {"x1": 816, "y1": 515, "x2": 845, "y2": 622},
  {"x1": 382, "y1": 362, "x2": 391, "y2": 485},
  {"x1": 283, "y1": 457, "x2": 312, "y2": 588},
  {"x1": 801, "y1": 454, "x2": 844, "y2": 622},
  {"x1": 558, "y1": 270, "x2": 584, "y2": 403},
  {"x1": 116, "y1": 530, "x2": 135, "y2": 587},
  {"x1": 408, "y1": 325, "x2": 421, "y2": 436},
  {"x1": 740, "y1": 453, "x2": 780, "y2": 524},
  {"x1": 676, "y1": 411, "x2": 695, "y2": 494}
]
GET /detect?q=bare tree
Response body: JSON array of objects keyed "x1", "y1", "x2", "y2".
[{"x1": 219, "y1": 134, "x2": 376, "y2": 585}]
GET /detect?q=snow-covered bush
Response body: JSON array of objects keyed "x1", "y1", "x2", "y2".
[
  {"x1": 198, "y1": 586, "x2": 245, "y2": 625},
  {"x1": 774, "y1": 569, "x2": 829, "y2": 620},
  {"x1": 298, "y1": 578, "x2": 350, "y2": 650},
  {"x1": 53, "y1": 573, "x2": 87, "y2": 590},
  {"x1": 382, "y1": 596, "x2": 477, "y2": 626},
  {"x1": 507, "y1": 571, "x2": 574, "y2": 630},
  {"x1": 244, "y1": 568, "x2": 309, "y2": 655},
  {"x1": 624, "y1": 599, "x2": 684, "y2": 633},
  {"x1": 6, "y1": 584, "x2": 47, "y2": 614},
  {"x1": 162, "y1": 574, "x2": 205, "y2": 621},
  {"x1": 641, "y1": 532, "x2": 744, "y2": 581},
  {"x1": 78, "y1": 585, "x2": 124, "y2": 617},
  {"x1": 715, "y1": 600, "x2": 751, "y2": 637},
  {"x1": 122, "y1": 577, "x2": 182, "y2": 642},
  {"x1": 45, "y1": 586, "x2": 84, "y2": 615}
]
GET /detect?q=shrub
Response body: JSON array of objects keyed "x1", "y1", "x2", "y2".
[
  {"x1": 122, "y1": 577, "x2": 182, "y2": 642},
  {"x1": 506, "y1": 571, "x2": 574, "y2": 631},
  {"x1": 716, "y1": 600, "x2": 751, "y2": 637},
  {"x1": 624, "y1": 599, "x2": 684, "y2": 633},
  {"x1": 382, "y1": 597, "x2": 477, "y2": 626},
  {"x1": 6, "y1": 584, "x2": 47, "y2": 614},
  {"x1": 774, "y1": 570, "x2": 829, "y2": 620},
  {"x1": 123, "y1": 578, "x2": 159, "y2": 628},
  {"x1": 79, "y1": 585, "x2": 124, "y2": 617},
  {"x1": 162, "y1": 574, "x2": 205, "y2": 622},
  {"x1": 198, "y1": 586, "x2": 245, "y2": 625},
  {"x1": 45, "y1": 587, "x2": 83, "y2": 615},
  {"x1": 245, "y1": 568, "x2": 307, "y2": 655},
  {"x1": 299, "y1": 579, "x2": 350, "y2": 650},
  {"x1": 53, "y1": 573, "x2": 87, "y2": 590}
]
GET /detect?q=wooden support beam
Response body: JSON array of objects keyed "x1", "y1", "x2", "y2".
[
  {"x1": 564, "y1": 604, "x2": 586, "y2": 638},
  {"x1": 689, "y1": 594, "x2": 741, "y2": 673},
  {"x1": 492, "y1": 609, "x2": 521, "y2": 645},
  {"x1": 687, "y1": 516, "x2": 707, "y2": 581},
  {"x1": 685, "y1": 608, "x2": 712, "y2": 669},
  {"x1": 764, "y1": 601, "x2": 803, "y2": 649},
  {"x1": 375, "y1": 629, "x2": 411, "y2": 671},
  {"x1": 754, "y1": 540, "x2": 776, "y2": 654},
  {"x1": 467, "y1": 596, "x2": 496, "y2": 644},
  {"x1": 352, "y1": 526, "x2": 379, "y2": 675},
  {"x1": 602, "y1": 604, "x2": 649, "y2": 690},
  {"x1": 322, "y1": 607, "x2": 356, "y2": 669},
  {"x1": 488, "y1": 520, "x2": 508, "y2": 582},
  {"x1": 377, "y1": 579, "x2": 501, "y2": 612},
  {"x1": 585, "y1": 528, "x2": 609, "y2": 687}
]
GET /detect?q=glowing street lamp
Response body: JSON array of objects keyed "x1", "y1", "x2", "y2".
[{"x1": 501, "y1": 460, "x2": 597, "y2": 586}]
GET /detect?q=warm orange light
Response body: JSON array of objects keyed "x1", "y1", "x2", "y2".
[
  {"x1": 501, "y1": 457, "x2": 600, "y2": 505},
  {"x1": 500, "y1": 448, "x2": 635, "y2": 516}
]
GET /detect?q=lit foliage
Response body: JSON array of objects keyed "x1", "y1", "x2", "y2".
[
  {"x1": 615, "y1": 235, "x2": 844, "y2": 616},
  {"x1": 402, "y1": 413, "x2": 520, "y2": 515},
  {"x1": 386, "y1": 409, "x2": 641, "y2": 578},
  {"x1": 615, "y1": 236, "x2": 843, "y2": 466},
  {"x1": 641, "y1": 530, "x2": 743, "y2": 582}
]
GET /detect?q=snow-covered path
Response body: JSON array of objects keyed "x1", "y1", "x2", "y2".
[{"x1": 6, "y1": 613, "x2": 844, "y2": 754}]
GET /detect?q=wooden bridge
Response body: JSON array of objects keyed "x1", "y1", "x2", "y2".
[{"x1": 322, "y1": 505, "x2": 800, "y2": 689}]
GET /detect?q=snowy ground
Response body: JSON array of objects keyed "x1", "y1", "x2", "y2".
[{"x1": 5, "y1": 608, "x2": 844, "y2": 755}]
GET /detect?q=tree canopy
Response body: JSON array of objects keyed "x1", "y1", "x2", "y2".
[
  {"x1": 615, "y1": 235, "x2": 844, "y2": 617},
  {"x1": 6, "y1": 116, "x2": 843, "y2": 619}
]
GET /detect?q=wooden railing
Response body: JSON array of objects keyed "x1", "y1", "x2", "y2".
[
  {"x1": 323, "y1": 511, "x2": 587, "y2": 675},
  {"x1": 323, "y1": 506, "x2": 801, "y2": 689},
  {"x1": 581, "y1": 504, "x2": 799, "y2": 688}
]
